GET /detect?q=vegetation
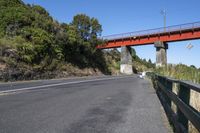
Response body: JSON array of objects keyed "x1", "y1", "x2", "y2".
[
  {"x1": 130, "y1": 48, "x2": 155, "y2": 72},
  {"x1": 154, "y1": 64, "x2": 200, "y2": 133},
  {"x1": 0, "y1": 0, "x2": 157, "y2": 82},
  {"x1": 2, "y1": 0, "x2": 198, "y2": 84},
  {"x1": 155, "y1": 64, "x2": 200, "y2": 84},
  {"x1": 0, "y1": 0, "x2": 115, "y2": 81}
]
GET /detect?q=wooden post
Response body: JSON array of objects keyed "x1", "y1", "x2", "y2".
[
  {"x1": 177, "y1": 84, "x2": 191, "y2": 132},
  {"x1": 165, "y1": 80, "x2": 172, "y2": 107}
]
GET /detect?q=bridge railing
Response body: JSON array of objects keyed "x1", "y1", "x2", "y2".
[
  {"x1": 147, "y1": 73, "x2": 200, "y2": 133},
  {"x1": 103, "y1": 21, "x2": 200, "y2": 41}
]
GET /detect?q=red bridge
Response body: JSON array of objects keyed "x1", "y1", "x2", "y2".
[
  {"x1": 98, "y1": 21, "x2": 200, "y2": 75},
  {"x1": 98, "y1": 21, "x2": 200, "y2": 49}
]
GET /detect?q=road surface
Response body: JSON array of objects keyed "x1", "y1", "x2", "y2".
[{"x1": 0, "y1": 75, "x2": 169, "y2": 133}]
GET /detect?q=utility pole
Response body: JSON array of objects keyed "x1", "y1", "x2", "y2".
[{"x1": 161, "y1": 10, "x2": 166, "y2": 32}]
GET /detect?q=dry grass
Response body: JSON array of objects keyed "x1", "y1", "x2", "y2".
[
  {"x1": 170, "y1": 83, "x2": 200, "y2": 133},
  {"x1": 189, "y1": 90, "x2": 200, "y2": 133},
  {"x1": 155, "y1": 64, "x2": 200, "y2": 133}
]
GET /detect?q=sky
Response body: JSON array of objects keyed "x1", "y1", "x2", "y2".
[{"x1": 22, "y1": 0, "x2": 200, "y2": 68}]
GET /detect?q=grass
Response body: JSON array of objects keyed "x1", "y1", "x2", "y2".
[{"x1": 155, "y1": 64, "x2": 200, "y2": 133}]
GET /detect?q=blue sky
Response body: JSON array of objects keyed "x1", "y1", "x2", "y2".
[{"x1": 23, "y1": 0, "x2": 200, "y2": 68}]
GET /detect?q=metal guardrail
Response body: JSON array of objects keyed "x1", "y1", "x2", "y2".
[
  {"x1": 103, "y1": 21, "x2": 200, "y2": 41},
  {"x1": 147, "y1": 73, "x2": 200, "y2": 133}
]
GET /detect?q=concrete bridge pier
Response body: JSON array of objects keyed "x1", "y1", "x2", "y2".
[
  {"x1": 120, "y1": 46, "x2": 133, "y2": 75},
  {"x1": 154, "y1": 41, "x2": 168, "y2": 67}
]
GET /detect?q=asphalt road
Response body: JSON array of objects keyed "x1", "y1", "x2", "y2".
[{"x1": 0, "y1": 75, "x2": 169, "y2": 133}]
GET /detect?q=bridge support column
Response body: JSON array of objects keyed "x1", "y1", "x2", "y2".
[
  {"x1": 120, "y1": 46, "x2": 133, "y2": 75},
  {"x1": 154, "y1": 41, "x2": 168, "y2": 67}
]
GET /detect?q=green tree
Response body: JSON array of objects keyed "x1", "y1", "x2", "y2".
[
  {"x1": 148, "y1": 59, "x2": 152, "y2": 64},
  {"x1": 31, "y1": 5, "x2": 49, "y2": 16},
  {"x1": 72, "y1": 14, "x2": 91, "y2": 41},
  {"x1": 71, "y1": 14, "x2": 103, "y2": 47},
  {"x1": 190, "y1": 65, "x2": 196, "y2": 69},
  {"x1": 0, "y1": 0, "x2": 111, "y2": 80}
]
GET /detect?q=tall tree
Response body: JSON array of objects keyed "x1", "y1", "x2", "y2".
[
  {"x1": 72, "y1": 14, "x2": 91, "y2": 41},
  {"x1": 71, "y1": 14, "x2": 102, "y2": 47}
]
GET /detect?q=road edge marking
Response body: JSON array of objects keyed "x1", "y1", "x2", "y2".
[{"x1": 0, "y1": 76, "x2": 133, "y2": 94}]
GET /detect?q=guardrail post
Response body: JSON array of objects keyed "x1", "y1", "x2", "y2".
[
  {"x1": 158, "y1": 76, "x2": 163, "y2": 91},
  {"x1": 159, "y1": 77, "x2": 172, "y2": 107},
  {"x1": 165, "y1": 80, "x2": 173, "y2": 107},
  {"x1": 177, "y1": 84, "x2": 191, "y2": 132}
]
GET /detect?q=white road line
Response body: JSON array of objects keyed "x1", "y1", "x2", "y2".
[{"x1": 0, "y1": 76, "x2": 132, "y2": 94}]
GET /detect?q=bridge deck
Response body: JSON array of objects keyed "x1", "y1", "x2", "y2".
[{"x1": 98, "y1": 21, "x2": 200, "y2": 48}]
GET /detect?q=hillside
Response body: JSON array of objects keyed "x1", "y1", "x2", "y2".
[
  {"x1": 155, "y1": 64, "x2": 200, "y2": 84},
  {"x1": 0, "y1": 0, "x2": 155, "y2": 81}
]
